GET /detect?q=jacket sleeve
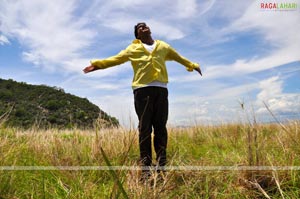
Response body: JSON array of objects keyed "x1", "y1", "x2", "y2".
[
  {"x1": 90, "y1": 49, "x2": 131, "y2": 69},
  {"x1": 166, "y1": 46, "x2": 199, "y2": 72}
]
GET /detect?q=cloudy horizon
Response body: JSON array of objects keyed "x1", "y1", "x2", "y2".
[{"x1": 1, "y1": 0, "x2": 299, "y2": 127}]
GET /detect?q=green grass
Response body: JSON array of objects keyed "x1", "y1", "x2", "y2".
[{"x1": 0, "y1": 121, "x2": 300, "y2": 198}]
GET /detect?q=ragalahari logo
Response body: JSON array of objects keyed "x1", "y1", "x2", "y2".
[{"x1": 260, "y1": 2, "x2": 298, "y2": 11}]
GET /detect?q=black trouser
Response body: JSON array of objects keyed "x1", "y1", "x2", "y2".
[{"x1": 134, "y1": 86, "x2": 168, "y2": 167}]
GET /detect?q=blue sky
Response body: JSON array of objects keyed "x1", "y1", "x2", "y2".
[{"x1": 1, "y1": 0, "x2": 299, "y2": 127}]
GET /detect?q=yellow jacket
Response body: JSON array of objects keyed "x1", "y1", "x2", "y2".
[{"x1": 91, "y1": 39, "x2": 199, "y2": 89}]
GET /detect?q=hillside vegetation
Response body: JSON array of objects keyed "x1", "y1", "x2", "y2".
[
  {"x1": 0, "y1": 78, "x2": 119, "y2": 129},
  {"x1": 0, "y1": 121, "x2": 299, "y2": 198}
]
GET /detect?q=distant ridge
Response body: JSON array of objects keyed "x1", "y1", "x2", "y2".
[{"x1": 0, "y1": 78, "x2": 119, "y2": 129}]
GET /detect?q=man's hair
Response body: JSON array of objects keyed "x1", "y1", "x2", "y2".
[{"x1": 134, "y1": 22, "x2": 146, "y2": 39}]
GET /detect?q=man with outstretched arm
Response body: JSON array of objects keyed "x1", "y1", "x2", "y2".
[{"x1": 83, "y1": 22, "x2": 202, "y2": 181}]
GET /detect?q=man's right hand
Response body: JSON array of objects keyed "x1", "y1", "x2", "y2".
[{"x1": 83, "y1": 65, "x2": 97, "y2": 73}]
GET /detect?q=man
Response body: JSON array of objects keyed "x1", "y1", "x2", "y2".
[{"x1": 83, "y1": 22, "x2": 202, "y2": 178}]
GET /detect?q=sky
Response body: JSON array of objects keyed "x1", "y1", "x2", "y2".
[{"x1": 0, "y1": 0, "x2": 300, "y2": 127}]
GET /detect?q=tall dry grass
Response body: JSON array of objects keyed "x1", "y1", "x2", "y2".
[{"x1": 0, "y1": 119, "x2": 300, "y2": 198}]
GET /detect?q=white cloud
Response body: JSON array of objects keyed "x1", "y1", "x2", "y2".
[
  {"x1": 1, "y1": 0, "x2": 299, "y2": 126},
  {"x1": 257, "y1": 76, "x2": 282, "y2": 101},
  {"x1": 88, "y1": 0, "x2": 218, "y2": 41},
  {"x1": 0, "y1": 0, "x2": 203, "y2": 73},
  {"x1": 256, "y1": 76, "x2": 300, "y2": 116},
  {"x1": 229, "y1": 0, "x2": 300, "y2": 45},
  {"x1": 0, "y1": 35, "x2": 10, "y2": 45},
  {"x1": 167, "y1": 80, "x2": 260, "y2": 125},
  {"x1": 90, "y1": 92, "x2": 137, "y2": 127},
  {"x1": 265, "y1": 97, "x2": 298, "y2": 112},
  {"x1": 197, "y1": 0, "x2": 216, "y2": 16},
  {"x1": 175, "y1": 0, "x2": 300, "y2": 81},
  {"x1": 22, "y1": 52, "x2": 41, "y2": 66},
  {"x1": 147, "y1": 20, "x2": 185, "y2": 40},
  {"x1": 203, "y1": 50, "x2": 299, "y2": 80},
  {"x1": 174, "y1": 0, "x2": 198, "y2": 18},
  {"x1": 0, "y1": 0, "x2": 95, "y2": 71},
  {"x1": 169, "y1": 68, "x2": 300, "y2": 125}
]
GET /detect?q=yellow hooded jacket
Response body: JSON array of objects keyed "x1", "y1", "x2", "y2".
[{"x1": 91, "y1": 39, "x2": 199, "y2": 89}]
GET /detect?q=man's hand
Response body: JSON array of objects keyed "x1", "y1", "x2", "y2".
[
  {"x1": 194, "y1": 67, "x2": 202, "y2": 76},
  {"x1": 83, "y1": 65, "x2": 97, "y2": 73}
]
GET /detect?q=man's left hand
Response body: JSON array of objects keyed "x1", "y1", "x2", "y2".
[{"x1": 194, "y1": 67, "x2": 202, "y2": 76}]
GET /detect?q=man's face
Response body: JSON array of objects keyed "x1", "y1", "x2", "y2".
[{"x1": 136, "y1": 23, "x2": 151, "y2": 38}]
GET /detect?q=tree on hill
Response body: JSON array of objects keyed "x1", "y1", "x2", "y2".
[{"x1": 0, "y1": 78, "x2": 119, "y2": 129}]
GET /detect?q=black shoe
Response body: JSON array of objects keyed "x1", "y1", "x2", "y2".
[{"x1": 139, "y1": 166, "x2": 152, "y2": 183}]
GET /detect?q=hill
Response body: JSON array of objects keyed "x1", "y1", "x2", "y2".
[{"x1": 0, "y1": 78, "x2": 119, "y2": 129}]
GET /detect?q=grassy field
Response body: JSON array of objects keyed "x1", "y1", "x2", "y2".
[{"x1": 0, "y1": 120, "x2": 300, "y2": 198}]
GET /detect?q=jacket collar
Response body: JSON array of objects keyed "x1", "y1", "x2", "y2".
[{"x1": 132, "y1": 39, "x2": 159, "y2": 44}]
